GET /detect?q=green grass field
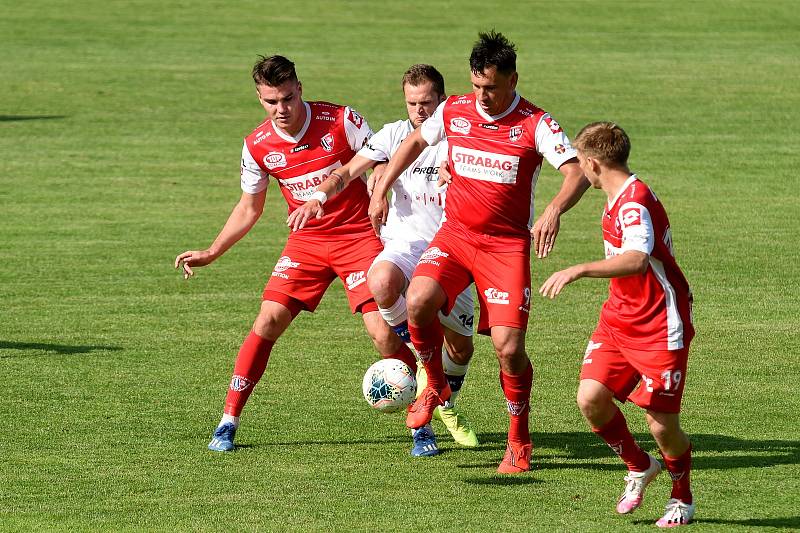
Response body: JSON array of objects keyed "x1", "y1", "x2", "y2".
[{"x1": 2, "y1": 0, "x2": 799, "y2": 530}]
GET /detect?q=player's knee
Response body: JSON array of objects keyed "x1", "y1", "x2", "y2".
[
  {"x1": 253, "y1": 308, "x2": 290, "y2": 340},
  {"x1": 446, "y1": 338, "x2": 474, "y2": 365},
  {"x1": 367, "y1": 271, "x2": 399, "y2": 307},
  {"x1": 406, "y1": 287, "x2": 437, "y2": 326}
]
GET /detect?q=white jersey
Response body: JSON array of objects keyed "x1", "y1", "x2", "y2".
[{"x1": 358, "y1": 119, "x2": 448, "y2": 243}]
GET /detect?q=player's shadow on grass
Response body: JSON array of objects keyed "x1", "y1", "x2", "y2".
[
  {"x1": 0, "y1": 114, "x2": 67, "y2": 122},
  {"x1": 469, "y1": 431, "x2": 800, "y2": 471},
  {"x1": 0, "y1": 341, "x2": 122, "y2": 356},
  {"x1": 634, "y1": 517, "x2": 800, "y2": 528}
]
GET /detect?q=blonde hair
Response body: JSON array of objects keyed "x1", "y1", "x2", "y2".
[{"x1": 573, "y1": 122, "x2": 630, "y2": 166}]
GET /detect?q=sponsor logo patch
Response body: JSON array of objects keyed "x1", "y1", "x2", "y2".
[
  {"x1": 277, "y1": 161, "x2": 342, "y2": 201},
  {"x1": 484, "y1": 287, "x2": 510, "y2": 305},
  {"x1": 420, "y1": 247, "x2": 449, "y2": 261},
  {"x1": 509, "y1": 126, "x2": 523, "y2": 142},
  {"x1": 253, "y1": 130, "x2": 271, "y2": 145},
  {"x1": 479, "y1": 123, "x2": 499, "y2": 130},
  {"x1": 544, "y1": 116, "x2": 562, "y2": 133},
  {"x1": 449, "y1": 117, "x2": 471, "y2": 135},
  {"x1": 346, "y1": 271, "x2": 366, "y2": 290},
  {"x1": 291, "y1": 143, "x2": 310, "y2": 153},
  {"x1": 321, "y1": 133, "x2": 334, "y2": 152},
  {"x1": 272, "y1": 255, "x2": 300, "y2": 279},
  {"x1": 451, "y1": 145, "x2": 519, "y2": 184},
  {"x1": 263, "y1": 151, "x2": 287, "y2": 169}
]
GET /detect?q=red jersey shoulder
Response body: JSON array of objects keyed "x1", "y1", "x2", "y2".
[
  {"x1": 245, "y1": 118, "x2": 275, "y2": 147},
  {"x1": 309, "y1": 101, "x2": 341, "y2": 125},
  {"x1": 623, "y1": 179, "x2": 660, "y2": 208},
  {"x1": 447, "y1": 94, "x2": 474, "y2": 107}
]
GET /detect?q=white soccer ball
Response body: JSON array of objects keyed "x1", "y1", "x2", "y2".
[{"x1": 362, "y1": 358, "x2": 417, "y2": 413}]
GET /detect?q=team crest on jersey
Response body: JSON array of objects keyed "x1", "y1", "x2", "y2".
[
  {"x1": 554, "y1": 144, "x2": 566, "y2": 154},
  {"x1": 264, "y1": 151, "x2": 287, "y2": 170},
  {"x1": 621, "y1": 208, "x2": 642, "y2": 227},
  {"x1": 346, "y1": 271, "x2": 366, "y2": 290},
  {"x1": 346, "y1": 108, "x2": 364, "y2": 128},
  {"x1": 449, "y1": 117, "x2": 471, "y2": 135},
  {"x1": 321, "y1": 133, "x2": 335, "y2": 152},
  {"x1": 509, "y1": 126, "x2": 523, "y2": 142},
  {"x1": 484, "y1": 288, "x2": 510, "y2": 305},
  {"x1": 544, "y1": 116, "x2": 562, "y2": 133}
]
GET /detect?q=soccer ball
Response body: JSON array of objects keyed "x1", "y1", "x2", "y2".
[{"x1": 362, "y1": 358, "x2": 417, "y2": 413}]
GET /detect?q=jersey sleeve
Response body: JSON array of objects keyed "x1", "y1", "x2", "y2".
[
  {"x1": 534, "y1": 113, "x2": 578, "y2": 169},
  {"x1": 419, "y1": 101, "x2": 446, "y2": 146},
  {"x1": 618, "y1": 201, "x2": 655, "y2": 254},
  {"x1": 434, "y1": 139, "x2": 448, "y2": 165},
  {"x1": 357, "y1": 122, "x2": 394, "y2": 162},
  {"x1": 343, "y1": 106, "x2": 373, "y2": 151},
  {"x1": 240, "y1": 142, "x2": 269, "y2": 194}
]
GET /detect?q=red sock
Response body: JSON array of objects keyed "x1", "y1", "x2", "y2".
[
  {"x1": 224, "y1": 331, "x2": 275, "y2": 416},
  {"x1": 662, "y1": 444, "x2": 693, "y2": 504},
  {"x1": 408, "y1": 320, "x2": 446, "y2": 391},
  {"x1": 499, "y1": 362, "x2": 533, "y2": 445},
  {"x1": 384, "y1": 343, "x2": 417, "y2": 373},
  {"x1": 592, "y1": 409, "x2": 651, "y2": 472}
]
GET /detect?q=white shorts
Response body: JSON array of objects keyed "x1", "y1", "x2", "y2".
[{"x1": 370, "y1": 237, "x2": 474, "y2": 337}]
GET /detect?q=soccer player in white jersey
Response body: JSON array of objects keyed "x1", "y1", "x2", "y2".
[
  {"x1": 288, "y1": 65, "x2": 479, "y2": 457},
  {"x1": 540, "y1": 123, "x2": 695, "y2": 527}
]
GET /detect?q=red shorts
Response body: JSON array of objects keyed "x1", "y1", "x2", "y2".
[
  {"x1": 579, "y1": 322, "x2": 690, "y2": 413},
  {"x1": 262, "y1": 232, "x2": 382, "y2": 313},
  {"x1": 412, "y1": 225, "x2": 531, "y2": 335}
]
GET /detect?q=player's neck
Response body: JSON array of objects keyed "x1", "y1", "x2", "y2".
[
  {"x1": 275, "y1": 100, "x2": 308, "y2": 138},
  {"x1": 600, "y1": 168, "x2": 635, "y2": 201}
]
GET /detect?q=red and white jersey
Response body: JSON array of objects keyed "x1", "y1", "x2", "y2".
[
  {"x1": 420, "y1": 92, "x2": 576, "y2": 250},
  {"x1": 241, "y1": 101, "x2": 373, "y2": 238},
  {"x1": 358, "y1": 119, "x2": 448, "y2": 243},
  {"x1": 600, "y1": 176, "x2": 694, "y2": 350}
]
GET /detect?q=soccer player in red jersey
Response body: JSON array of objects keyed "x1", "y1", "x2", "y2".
[
  {"x1": 175, "y1": 55, "x2": 413, "y2": 452},
  {"x1": 539, "y1": 122, "x2": 696, "y2": 527},
  {"x1": 368, "y1": 31, "x2": 590, "y2": 473}
]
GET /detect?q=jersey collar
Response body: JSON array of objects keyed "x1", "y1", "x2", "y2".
[
  {"x1": 272, "y1": 101, "x2": 312, "y2": 144},
  {"x1": 474, "y1": 92, "x2": 520, "y2": 122},
  {"x1": 607, "y1": 174, "x2": 639, "y2": 210}
]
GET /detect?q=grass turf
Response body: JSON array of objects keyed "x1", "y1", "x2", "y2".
[{"x1": 1, "y1": 0, "x2": 798, "y2": 530}]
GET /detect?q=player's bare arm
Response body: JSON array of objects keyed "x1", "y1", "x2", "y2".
[
  {"x1": 531, "y1": 160, "x2": 590, "y2": 259},
  {"x1": 366, "y1": 162, "x2": 388, "y2": 197},
  {"x1": 368, "y1": 127, "x2": 429, "y2": 235},
  {"x1": 286, "y1": 154, "x2": 376, "y2": 231},
  {"x1": 538, "y1": 250, "x2": 648, "y2": 299},
  {"x1": 175, "y1": 190, "x2": 266, "y2": 279}
]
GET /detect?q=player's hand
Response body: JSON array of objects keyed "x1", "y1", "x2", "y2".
[
  {"x1": 287, "y1": 200, "x2": 324, "y2": 232},
  {"x1": 368, "y1": 193, "x2": 389, "y2": 237},
  {"x1": 437, "y1": 161, "x2": 452, "y2": 187},
  {"x1": 367, "y1": 164, "x2": 386, "y2": 197},
  {"x1": 539, "y1": 266, "x2": 581, "y2": 299},
  {"x1": 531, "y1": 205, "x2": 561, "y2": 259},
  {"x1": 174, "y1": 249, "x2": 215, "y2": 279}
]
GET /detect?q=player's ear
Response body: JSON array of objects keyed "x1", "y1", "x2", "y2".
[
  {"x1": 509, "y1": 71, "x2": 519, "y2": 90},
  {"x1": 297, "y1": 81, "x2": 303, "y2": 97}
]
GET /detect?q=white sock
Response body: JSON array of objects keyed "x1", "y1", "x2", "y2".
[
  {"x1": 378, "y1": 295, "x2": 408, "y2": 326},
  {"x1": 442, "y1": 347, "x2": 469, "y2": 408},
  {"x1": 219, "y1": 413, "x2": 240, "y2": 428}
]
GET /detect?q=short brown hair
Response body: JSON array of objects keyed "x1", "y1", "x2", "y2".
[
  {"x1": 573, "y1": 122, "x2": 631, "y2": 166},
  {"x1": 252, "y1": 55, "x2": 298, "y2": 87},
  {"x1": 401, "y1": 64, "x2": 445, "y2": 97}
]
